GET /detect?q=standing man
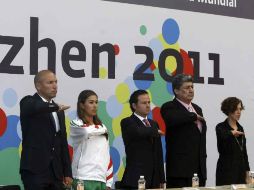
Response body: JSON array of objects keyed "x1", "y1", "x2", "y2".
[
  {"x1": 120, "y1": 90, "x2": 165, "y2": 189},
  {"x1": 160, "y1": 74, "x2": 207, "y2": 188},
  {"x1": 20, "y1": 70, "x2": 72, "y2": 190}
]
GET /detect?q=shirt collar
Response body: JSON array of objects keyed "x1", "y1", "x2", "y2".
[
  {"x1": 176, "y1": 98, "x2": 192, "y2": 110},
  {"x1": 134, "y1": 112, "x2": 148, "y2": 122},
  {"x1": 37, "y1": 93, "x2": 53, "y2": 103}
]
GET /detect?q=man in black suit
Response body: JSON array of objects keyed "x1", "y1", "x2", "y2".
[
  {"x1": 19, "y1": 70, "x2": 72, "y2": 190},
  {"x1": 120, "y1": 90, "x2": 165, "y2": 189},
  {"x1": 160, "y1": 74, "x2": 207, "y2": 188}
]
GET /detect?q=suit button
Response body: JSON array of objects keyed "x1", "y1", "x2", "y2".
[
  {"x1": 55, "y1": 134, "x2": 57, "y2": 137},
  {"x1": 52, "y1": 147, "x2": 55, "y2": 151}
]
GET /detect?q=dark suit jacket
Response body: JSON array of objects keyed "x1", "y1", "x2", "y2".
[
  {"x1": 19, "y1": 93, "x2": 72, "y2": 180},
  {"x1": 216, "y1": 120, "x2": 250, "y2": 185},
  {"x1": 120, "y1": 114, "x2": 165, "y2": 189},
  {"x1": 160, "y1": 98, "x2": 207, "y2": 180}
]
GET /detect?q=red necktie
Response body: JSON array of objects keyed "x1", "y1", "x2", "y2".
[{"x1": 143, "y1": 119, "x2": 151, "y2": 127}]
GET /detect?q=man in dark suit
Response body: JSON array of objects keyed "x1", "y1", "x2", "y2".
[
  {"x1": 160, "y1": 74, "x2": 207, "y2": 188},
  {"x1": 120, "y1": 90, "x2": 165, "y2": 189},
  {"x1": 19, "y1": 70, "x2": 72, "y2": 190}
]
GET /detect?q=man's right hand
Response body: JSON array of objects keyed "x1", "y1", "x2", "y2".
[
  {"x1": 197, "y1": 114, "x2": 205, "y2": 121},
  {"x1": 57, "y1": 104, "x2": 70, "y2": 111},
  {"x1": 158, "y1": 130, "x2": 165, "y2": 136}
]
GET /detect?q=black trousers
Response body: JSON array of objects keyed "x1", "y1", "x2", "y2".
[{"x1": 21, "y1": 164, "x2": 64, "y2": 190}]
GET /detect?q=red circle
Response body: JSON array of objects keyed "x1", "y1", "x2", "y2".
[
  {"x1": 0, "y1": 108, "x2": 7, "y2": 137},
  {"x1": 114, "y1": 44, "x2": 120, "y2": 55},
  {"x1": 152, "y1": 107, "x2": 166, "y2": 133},
  {"x1": 150, "y1": 62, "x2": 156, "y2": 71},
  {"x1": 68, "y1": 145, "x2": 73, "y2": 162},
  {"x1": 180, "y1": 49, "x2": 194, "y2": 76}
]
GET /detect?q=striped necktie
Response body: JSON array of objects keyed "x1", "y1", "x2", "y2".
[{"x1": 143, "y1": 119, "x2": 151, "y2": 127}]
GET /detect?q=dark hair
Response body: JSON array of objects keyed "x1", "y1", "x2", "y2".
[
  {"x1": 221, "y1": 97, "x2": 244, "y2": 116},
  {"x1": 77, "y1": 90, "x2": 102, "y2": 125},
  {"x1": 129, "y1": 90, "x2": 148, "y2": 112},
  {"x1": 172, "y1": 74, "x2": 193, "y2": 95}
]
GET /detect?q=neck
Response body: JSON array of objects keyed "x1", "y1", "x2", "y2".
[
  {"x1": 176, "y1": 98, "x2": 191, "y2": 105},
  {"x1": 84, "y1": 115, "x2": 94, "y2": 125},
  {"x1": 135, "y1": 112, "x2": 147, "y2": 118},
  {"x1": 38, "y1": 93, "x2": 51, "y2": 102},
  {"x1": 227, "y1": 117, "x2": 237, "y2": 129}
]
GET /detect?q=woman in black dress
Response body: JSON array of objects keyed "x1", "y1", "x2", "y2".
[{"x1": 216, "y1": 97, "x2": 250, "y2": 185}]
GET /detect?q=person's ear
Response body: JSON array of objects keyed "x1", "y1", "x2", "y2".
[
  {"x1": 35, "y1": 82, "x2": 41, "y2": 92},
  {"x1": 132, "y1": 103, "x2": 137, "y2": 111},
  {"x1": 174, "y1": 88, "x2": 179, "y2": 95}
]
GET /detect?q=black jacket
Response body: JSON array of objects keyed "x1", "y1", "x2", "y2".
[
  {"x1": 160, "y1": 98, "x2": 207, "y2": 180},
  {"x1": 216, "y1": 120, "x2": 250, "y2": 185},
  {"x1": 19, "y1": 93, "x2": 72, "y2": 179},
  {"x1": 120, "y1": 114, "x2": 165, "y2": 188}
]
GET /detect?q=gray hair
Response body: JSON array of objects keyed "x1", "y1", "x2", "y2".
[{"x1": 172, "y1": 74, "x2": 193, "y2": 94}]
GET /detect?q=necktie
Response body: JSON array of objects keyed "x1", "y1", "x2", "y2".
[
  {"x1": 187, "y1": 105, "x2": 202, "y2": 132},
  {"x1": 49, "y1": 112, "x2": 57, "y2": 131},
  {"x1": 143, "y1": 119, "x2": 151, "y2": 127},
  {"x1": 143, "y1": 118, "x2": 153, "y2": 143}
]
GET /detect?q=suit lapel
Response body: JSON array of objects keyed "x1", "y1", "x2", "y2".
[
  {"x1": 132, "y1": 114, "x2": 146, "y2": 127},
  {"x1": 173, "y1": 98, "x2": 189, "y2": 112}
]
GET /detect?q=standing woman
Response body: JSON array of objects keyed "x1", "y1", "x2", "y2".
[
  {"x1": 70, "y1": 90, "x2": 113, "y2": 190},
  {"x1": 216, "y1": 97, "x2": 250, "y2": 185}
]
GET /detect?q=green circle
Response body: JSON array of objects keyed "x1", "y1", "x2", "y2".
[
  {"x1": 98, "y1": 101, "x2": 114, "y2": 145},
  {"x1": 149, "y1": 69, "x2": 173, "y2": 107},
  {"x1": 140, "y1": 25, "x2": 147, "y2": 35}
]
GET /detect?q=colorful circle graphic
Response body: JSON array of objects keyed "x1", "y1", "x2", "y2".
[{"x1": 162, "y1": 18, "x2": 180, "y2": 45}]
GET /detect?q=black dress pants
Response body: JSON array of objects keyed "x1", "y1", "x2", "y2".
[{"x1": 21, "y1": 165, "x2": 64, "y2": 190}]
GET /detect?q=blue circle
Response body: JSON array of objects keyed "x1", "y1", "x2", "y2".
[
  {"x1": 110, "y1": 146, "x2": 121, "y2": 174},
  {"x1": 67, "y1": 110, "x2": 77, "y2": 120},
  {"x1": 0, "y1": 115, "x2": 21, "y2": 150},
  {"x1": 106, "y1": 96, "x2": 123, "y2": 118},
  {"x1": 147, "y1": 111, "x2": 153, "y2": 120},
  {"x1": 162, "y1": 18, "x2": 180, "y2": 45},
  {"x1": 3, "y1": 88, "x2": 18, "y2": 108},
  {"x1": 112, "y1": 136, "x2": 125, "y2": 159},
  {"x1": 134, "y1": 64, "x2": 153, "y2": 90},
  {"x1": 161, "y1": 136, "x2": 166, "y2": 163},
  {"x1": 149, "y1": 38, "x2": 163, "y2": 61},
  {"x1": 166, "y1": 82, "x2": 174, "y2": 95},
  {"x1": 124, "y1": 77, "x2": 137, "y2": 94}
]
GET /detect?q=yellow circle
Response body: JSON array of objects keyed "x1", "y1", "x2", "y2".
[
  {"x1": 18, "y1": 143, "x2": 22, "y2": 157},
  {"x1": 117, "y1": 164, "x2": 125, "y2": 180},
  {"x1": 99, "y1": 67, "x2": 108, "y2": 79},
  {"x1": 146, "y1": 90, "x2": 152, "y2": 103},
  {"x1": 165, "y1": 56, "x2": 177, "y2": 73},
  {"x1": 158, "y1": 34, "x2": 180, "y2": 50},
  {"x1": 65, "y1": 117, "x2": 71, "y2": 138},
  {"x1": 115, "y1": 83, "x2": 130, "y2": 104},
  {"x1": 112, "y1": 103, "x2": 132, "y2": 137}
]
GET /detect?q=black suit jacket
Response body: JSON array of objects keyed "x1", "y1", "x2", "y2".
[
  {"x1": 120, "y1": 114, "x2": 165, "y2": 189},
  {"x1": 160, "y1": 98, "x2": 207, "y2": 180},
  {"x1": 19, "y1": 93, "x2": 72, "y2": 180},
  {"x1": 216, "y1": 120, "x2": 250, "y2": 185}
]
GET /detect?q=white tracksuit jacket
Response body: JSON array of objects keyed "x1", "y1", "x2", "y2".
[{"x1": 70, "y1": 118, "x2": 113, "y2": 187}]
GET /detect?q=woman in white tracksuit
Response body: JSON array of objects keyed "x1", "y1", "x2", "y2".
[{"x1": 70, "y1": 90, "x2": 113, "y2": 190}]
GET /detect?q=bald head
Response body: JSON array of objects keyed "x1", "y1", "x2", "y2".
[
  {"x1": 34, "y1": 70, "x2": 54, "y2": 86},
  {"x1": 34, "y1": 70, "x2": 58, "y2": 101}
]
